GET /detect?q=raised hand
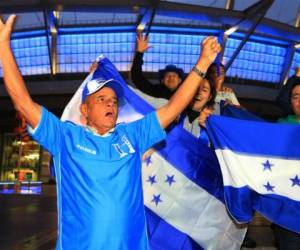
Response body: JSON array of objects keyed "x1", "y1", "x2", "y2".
[
  {"x1": 136, "y1": 32, "x2": 151, "y2": 53},
  {"x1": 0, "y1": 14, "x2": 16, "y2": 44},
  {"x1": 199, "y1": 37, "x2": 221, "y2": 66}
]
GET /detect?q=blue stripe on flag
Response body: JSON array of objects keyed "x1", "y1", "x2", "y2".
[
  {"x1": 224, "y1": 186, "x2": 300, "y2": 233},
  {"x1": 207, "y1": 115, "x2": 300, "y2": 159},
  {"x1": 146, "y1": 207, "x2": 204, "y2": 250}
]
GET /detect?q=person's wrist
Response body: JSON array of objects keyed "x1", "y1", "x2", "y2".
[
  {"x1": 195, "y1": 56, "x2": 211, "y2": 74},
  {"x1": 192, "y1": 66, "x2": 206, "y2": 79}
]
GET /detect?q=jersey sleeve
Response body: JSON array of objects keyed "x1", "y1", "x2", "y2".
[
  {"x1": 27, "y1": 107, "x2": 64, "y2": 155},
  {"x1": 126, "y1": 111, "x2": 166, "y2": 154}
]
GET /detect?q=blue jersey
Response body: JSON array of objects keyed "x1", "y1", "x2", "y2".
[{"x1": 29, "y1": 107, "x2": 166, "y2": 250}]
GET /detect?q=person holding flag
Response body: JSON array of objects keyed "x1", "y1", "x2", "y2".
[
  {"x1": 0, "y1": 14, "x2": 220, "y2": 250},
  {"x1": 273, "y1": 81, "x2": 300, "y2": 250}
]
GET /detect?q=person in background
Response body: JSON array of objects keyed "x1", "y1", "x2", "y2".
[
  {"x1": 182, "y1": 78, "x2": 215, "y2": 140},
  {"x1": 278, "y1": 81, "x2": 300, "y2": 124},
  {"x1": 276, "y1": 66, "x2": 300, "y2": 116},
  {"x1": 0, "y1": 14, "x2": 220, "y2": 250},
  {"x1": 206, "y1": 63, "x2": 240, "y2": 114},
  {"x1": 273, "y1": 81, "x2": 300, "y2": 250},
  {"x1": 142, "y1": 77, "x2": 216, "y2": 160},
  {"x1": 131, "y1": 32, "x2": 184, "y2": 99},
  {"x1": 205, "y1": 62, "x2": 257, "y2": 249}
]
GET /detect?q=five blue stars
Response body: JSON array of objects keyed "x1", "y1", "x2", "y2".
[
  {"x1": 165, "y1": 175, "x2": 176, "y2": 186},
  {"x1": 264, "y1": 181, "x2": 275, "y2": 192},
  {"x1": 290, "y1": 175, "x2": 300, "y2": 187},
  {"x1": 151, "y1": 194, "x2": 162, "y2": 206},
  {"x1": 147, "y1": 175, "x2": 157, "y2": 185},
  {"x1": 262, "y1": 160, "x2": 274, "y2": 171}
]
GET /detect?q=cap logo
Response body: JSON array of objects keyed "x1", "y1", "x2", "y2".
[{"x1": 87, "y1": 78, "x2": 107, "y2": 93}]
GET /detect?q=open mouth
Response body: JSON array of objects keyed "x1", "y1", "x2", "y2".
[{"x1": 105, "y1": 112, "x2": 114, "y2": 117}]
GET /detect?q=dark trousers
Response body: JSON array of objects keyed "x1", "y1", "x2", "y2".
[{"x1": 273, "y1": 224, "x2": 300, "y2": 250}]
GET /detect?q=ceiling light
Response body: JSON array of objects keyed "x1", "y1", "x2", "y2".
[
  {"x1": 224, "y1": 26, "x2": 239, "y2": 36},
  {"x1": 294, "y1": 43, "x2": 300, "y2": 49}
]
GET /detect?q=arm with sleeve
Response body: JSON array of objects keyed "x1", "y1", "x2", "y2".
[
  {"x1": 131, "y1": 51, "x2": 166, "y2": 98},
  {"x1": 126, "y1": 111, "x2": 166, "y2": 155}
]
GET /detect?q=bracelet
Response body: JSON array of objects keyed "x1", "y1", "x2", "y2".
[{"x1": 192, "y1": 66, "x2": 206, "y2": 79}]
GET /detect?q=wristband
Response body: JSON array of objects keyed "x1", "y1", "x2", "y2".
[{"x1": 192, "y1": 66, "x2": 206, "y2": 79}]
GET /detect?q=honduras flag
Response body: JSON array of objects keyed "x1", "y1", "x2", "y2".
[
  {"x1": 62, "y1": 55, "x2": 246, "y2": 249},
  {"x1": 206, "y1": 115, "x2": 300, "y2": 234}
]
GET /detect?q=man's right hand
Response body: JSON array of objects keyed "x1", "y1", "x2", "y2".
[
  {"x1": 0, "y1": 14, "x2": 16, "y2": 44},
  {"x1": 136, "y1": 32, "x2": 151, "y2": 53}
]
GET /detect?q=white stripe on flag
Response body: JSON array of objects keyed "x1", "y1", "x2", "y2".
[
  {"x1": 143, "y1": 151, "x2": 246, "y2": 250},
  {"x1": 215, "y1": 149, "x2": 300, "y2": 201}
]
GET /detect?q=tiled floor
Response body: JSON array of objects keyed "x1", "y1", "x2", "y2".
[{"x1": 0, "y1": 184, "x2": 278, "y2": 250}]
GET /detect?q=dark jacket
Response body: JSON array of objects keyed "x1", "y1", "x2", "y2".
[{"x1": 131, "y1": 52, "x2": 175, "y2": 99}]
